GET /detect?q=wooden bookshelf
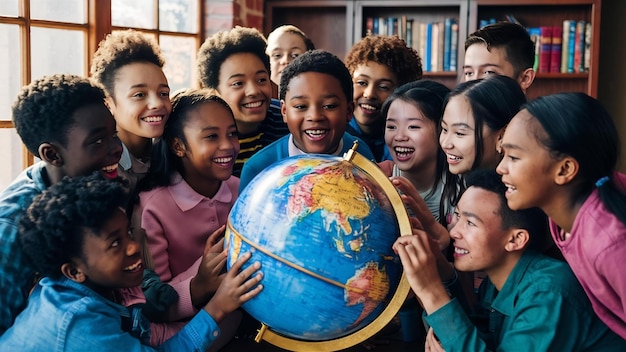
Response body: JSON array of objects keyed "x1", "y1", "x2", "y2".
[
  {"x1": 354, "y1": 0, "x2": 468, "y2": 89},
  {"x1": 263, "y1": 1, "x2": 354, "y2": 60},
  {"x1": 469, "y1": 0, "x2": 601, "y2": 99}
]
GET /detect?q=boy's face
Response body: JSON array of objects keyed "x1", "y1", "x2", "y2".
[
  {"x1": 352, "y1": 61, "x2": 398, "y2": 132},
  {"x1": 281, "y1": 72, "x2": 352, "y2": 154},
  {"x1": 75, "y1": 209, "x2": 144, "y2": 293},
  {"x1": 384, "y1": 99, "x2": 439, "y2": 173},
  {"x1": 463, "y1": 43, "x2": 517, "y2": 81},
  {"x1": 179, "y1": 102, "x2": 240, "y2": 189},
  {"x1": 497, "y1": 110, "x2": 559, "y2": 211},
  {"x1": 267, "y1": 31, "x2": 307, "y2": 87},
  {"x1": 449, "y1": 186, "x2": 511, "y2": 275},
  {"x1": 56, "y1": 103, "x2": 122, "y2": 179},
  {"x1": 216, "y1": 52, "x2": 272, "y2": 135},
  {"x1": 105, "y1": 62, "x2": 171, "y2": 141}
]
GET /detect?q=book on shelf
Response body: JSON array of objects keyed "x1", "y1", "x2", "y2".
[
  {"x1": 550, "y1": 26, "x2": 562, "y2": 73},
  {"x1": 566, "y1": 20, "x2": 576, "y2": 73},
  {"x1": 528, "y1": 27, "x2": 541, "y2": 72},
  {"x1": 366, "y1": 17, "x2": 374, "y2": 36},
  {"x1": 371, "y1": 17, "x2": 378, "y2": 35},
  {"x1": 400, "y1": 16, "x2": 407, "y2": 40},
  {"x1": 561, "y1": 20, "x2": 571, "y2": 73},
  {"x1": 443, "y1": 18, "x2": 453, "y2": 71},
  {"x1": 430, "y1": 22, "x2": 440, "y2": 72},
  {"x1": 406, "y1": 19, "x2": 413, "y2": 46},
  {"x1": 450, "y1": 21, "x2": 459, "y2": 72},
  {"x1": 574, "y1": 20, "x2": 586, "y2": 73},
  {"x1": 424, "y1": 22, "x2": 432, "y2": 72},
  {"x1": 539, "y1": 26, "x2": 553, "y2": 73},
  {"x1": 583, "y1": 22, "x2": 592, "y2": 72},
  {"x1": 419, "y1": 22, "x2": 427, "y2": 67}
]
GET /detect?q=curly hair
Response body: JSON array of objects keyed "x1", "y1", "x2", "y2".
[
  {"x1": 19, "y1": 173, "x2": 129, "y2": 279},
  {"x1": 279, "y1": 49, "x2": 352, "y2": 102},
  {"x1": 90, "y1": 29, "x2": 165, "y2": 97},
  {"x1": 196, "y1": 26, "x2": 270, "y2": 89},
  {"x1": 12, "y1": 74, "x2": 106, "y2": 157},
  {"x1": 345, "y1": 35, "x2": 423, "y2": 86}
]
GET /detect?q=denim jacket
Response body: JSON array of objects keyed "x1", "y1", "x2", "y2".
[{"x1": 0, "y1": 277, "x2": 220, "y2": 351}]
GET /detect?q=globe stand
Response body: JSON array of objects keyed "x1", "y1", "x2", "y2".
[{"x1": 251, "y1": 142, "x2": 413, "y2": 351}]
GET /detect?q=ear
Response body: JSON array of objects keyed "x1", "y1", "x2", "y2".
[
  {"x1": 517, "y1": 68, "x2": 536, "y2": 93},
  {"x1": 61, "y1": 262, "x2": 87, "y2": 283},
  {"x1": 280, "y1": 99, "x2": 287, "y2": 123},
  {"x1": 38, "y1": 143, "x2": 63, "y2": 167},
  {"x1": 346, "y1": 101, "x2": 354, "y2": 122},
  {"x1": 504, "y1": 229, "x2": 529, "y2": 252},
  {"x1": 104, "y1": 95, "x2": 115, "y2": 113},
  {"x1": 170, "y1": 137, "x2": 187, "y2": 158},
  {"x1": 553, "y1": 156, "x2": 579, "y2": 185},
  {"x1": 494, "y1": 127, "x2": 506, "y2": 154}
]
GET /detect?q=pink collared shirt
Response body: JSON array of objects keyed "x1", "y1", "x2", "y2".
[{"x1": 139, "y1": 173, "x2": 239, "y2": 320}]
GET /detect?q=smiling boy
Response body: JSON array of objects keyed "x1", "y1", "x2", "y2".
[
  {"x1": 237, "y1": 50, "x2": 375, "y2": 191},
  {"x1": 393, "y1": 169, "x2": 625, "y2": 351},
  {"x1": 0, "y1": 74, "x2": 122, "y2": 333}
]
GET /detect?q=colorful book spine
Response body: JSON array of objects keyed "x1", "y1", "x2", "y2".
[
  {"x1": 567, "y1": 20, "x2": 576, "y2": 73},
  {"x1": 431, "y1": 22, "x2": 440, "y2": 72},
  {"x1": 539, "y1": 26, "x2": 553, "y2": 73},
  {"x1": 424, "y1": 22, "x2": 432, "y2": 72},
  {"x1": 528, "y1": 27, "x2": 541, "y2": 72},
  {"x1": 366, "y1": 17, "x2": 374, "y2": 36},
  {"x1": 418, "y1": 22, "x2": 427, "y2": 65},
  {"x1": 574, "y1": 20, "x2": 586, "y2": 73},
  {"x1": 372, "y1": 17, "x2": 379, "y2": 35},
  {"x1": 450, "y1": 21, "x2": 459, "y2": 72},
  {"x1": 443, "y1": 18, "x2": 453, "y2": 71},
  {"x1": 561, "y1": 20, "x2": 571, "y2": 73},
  {"x1": 550, "y1": 26, "x2": 562, "y2": 73}
]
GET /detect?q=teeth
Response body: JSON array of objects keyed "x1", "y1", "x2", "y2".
[
  {"x1": 394, "y1": 147, "x2": 415, "y2": 154},
  {"x1": 454, "y1": 247, "x2": 469, "y2": 255},
  {"x1": 102, "y1": 163, "x2": 118, "y2": 172},
  {"x1": 142, "y1": 116, "x2": 163, "y2": 123},
  {"x1": 243, "y1": 101, "x2": 263, "y2": 108},
  {"x1": 305, "y1": 129, "x2": 326, "y2": 136},
  {"x1": 360, "y1": 104, "x2": 377, "y2": 111},
  {"x1": 447, "y1": 154, "x2": 461, "y2": 161},
  {"x1": 124, "y1": 260, "x2": 142, "y2": 271},
  {"x1": 213, "y1": 156, "x2": 233, "y2": 163}
]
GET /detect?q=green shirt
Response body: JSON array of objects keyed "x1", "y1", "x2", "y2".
[{"x1": 425, "y1": 251, "x2": 626, "y2": 351}]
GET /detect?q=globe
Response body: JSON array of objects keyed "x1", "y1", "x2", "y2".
[{"x1": 226, "y1": 147, "x2": 411, "y2": 350}]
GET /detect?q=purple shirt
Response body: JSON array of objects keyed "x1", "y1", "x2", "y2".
[
  {"x1": 549, "y1": 172, "x2": 626, "y2": 339},
  {"x1": 139, "y1": 173, "x2": 238, "y2": 319}
]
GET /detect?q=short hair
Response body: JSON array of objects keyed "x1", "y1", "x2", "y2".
[
  {"x1": 197, "y1": 26, "x2": 270, "y2": 89},
  {"x1": 465, "y1": 22, "x2": 535, "y2": 77},
  {"x1": 90, "y1": 29, "x2": 165, "y2": 97},
  {"x1": 267, "y1": 25, "x2": 315, "y2": 51},
  {"x1": 345, "y1": 35, "x2": 423, "y2": 86},
  {"x1": 464, "y1": 169, "x2": 548, "y2": 251},
  {"x1": 19, "y1": 173, "x2": 129, "y2": 279},
  {"x1": 279, "y1": 49, "x2": 352, "y2": 102},
  {"x1": 12, "y1": 74, "x2": 106, "y2": 157},
  {"x1": 138, "y1": 88, "x2": 234, "y2": 192}
]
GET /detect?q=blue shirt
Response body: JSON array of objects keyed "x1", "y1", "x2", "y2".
[
  {"x1": 0, "y1": 277, "x2": 220, "y2": 351},
  {"x1": 239, "y1": 132, "x2": 376, "y2": 192},
  {"x1": 345, "y1": 118, "x2": 392, "y2": 163},
  {"x1": 425, "y1": 251, "x2": 626, "y2": 351},
  {"x1": 0, "y1": 162, "x2": 48, "y2": 334}
]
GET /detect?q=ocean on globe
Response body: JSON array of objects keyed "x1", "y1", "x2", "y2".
[{"x1": 226, "y1": 154, "x2": 403, "y2": 342}]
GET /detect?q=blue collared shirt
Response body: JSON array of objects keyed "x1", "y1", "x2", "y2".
[
  {"x1": 0, "y1": 277, "x2": 220, "y2": 351},
  {"x1": 0, "y1": 162, "x2": 48, "y2": 334}
]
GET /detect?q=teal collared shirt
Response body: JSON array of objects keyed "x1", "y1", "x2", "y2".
[{"x1": 425, "y1": 250, "x2": 626, "y2": 351}]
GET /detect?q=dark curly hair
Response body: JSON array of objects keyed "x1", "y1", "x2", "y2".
[
  {"x1": 345, "y1": 35, "x2": 423, "y2": 86},
  {"x1": 90, "y1": 29, "x2": 165, "y2": 98},
  {"x1": 279, "y1": 49, "x2": 352, "y2": 102},
  {"x1": 19, "y1": 172, "x2": 129, "y2": 279},
  {"x1": 465, "y1": 22, "x2": 535, "y2": 78},
  {"x1": 196, "y1": 26, "x2": 270, "y2": 89},
  {"x1": 12, "y1": 74, "x2": 106, "y2": 157}
]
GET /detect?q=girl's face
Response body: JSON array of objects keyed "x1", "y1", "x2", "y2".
[
  {"x1": 352, "y1": 61, "x2": 398, "y2": 130},
  {"x1": 497, "y1": 109, "x2": 560, "y2": 211},
  {"x1": 178, "y1": 102, "x2": 240, "y2": 195},
  {"x1": 440, "y1": 95, "x2": 501, "y2": 174},
  {"x1": 105, "y1": 62, "x2": 172, "y2": 142},
  {"x1": 385, "y1": 99, "x2": 439, "y2": 173},
  {"x1": 267, "y1": 31, "x2": 307, "y2": 87}
]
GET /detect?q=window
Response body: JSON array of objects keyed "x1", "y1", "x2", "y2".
[{"x1": 0, "y1": 0, "x2": 201, "y2": 190}]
